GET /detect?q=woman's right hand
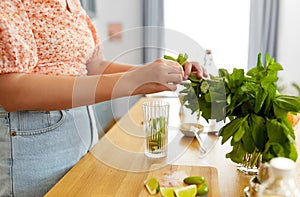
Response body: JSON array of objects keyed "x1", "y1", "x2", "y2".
[{"x1": 128, "y1": 58, "x2": 184, "y2": 94}]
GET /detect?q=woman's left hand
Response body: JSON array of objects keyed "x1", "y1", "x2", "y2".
[{"x1": 182, "y1": 61, "x2": 208, "y2": 80}]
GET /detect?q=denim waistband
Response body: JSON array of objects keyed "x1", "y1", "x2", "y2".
[
  {"x1": 0, "y1": 105, "x2": 68, "y2": 114},
  {"x1": 0, "y1": 106, "x2": 8, "y2": 118},
  {"x1": 0, "y1": 106, "x2": 62, "y2": 119}
]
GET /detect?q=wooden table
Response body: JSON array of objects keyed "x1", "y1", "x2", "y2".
[{"x1": 45, "y1": 97, "x2": 300, "y2": 197}]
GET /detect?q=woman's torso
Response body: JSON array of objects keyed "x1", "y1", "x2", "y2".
[{"x1": 0, "y1": 0, "x2": 100, "y2": 76}]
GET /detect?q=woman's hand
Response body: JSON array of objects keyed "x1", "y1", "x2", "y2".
[
  {"x1": 182, "y1": 61, "x2": 208, "y2": 80},
  {"x1": 127, "y1": 58, "x2": 184, "y2": 94}
]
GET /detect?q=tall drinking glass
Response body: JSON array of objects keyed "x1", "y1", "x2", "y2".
[{"x1": 142, "y1": 100, "x2": 169, "y2": 158}]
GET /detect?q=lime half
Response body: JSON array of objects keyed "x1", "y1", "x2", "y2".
[
  {"x1": 174, "y1": 185, "x2": 197, "y2": 197},
  {"x1": 144, "y1": 177, "x2": 160, "y2": 195}
]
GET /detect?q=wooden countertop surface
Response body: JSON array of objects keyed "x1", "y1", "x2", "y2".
[{"x1": 45, "y1": 97, "x2": 300, "y2": 197}]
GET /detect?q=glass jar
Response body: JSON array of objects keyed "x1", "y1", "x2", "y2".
[
  {"x1": 258, "y1": 157, "x2": 300, "y2": 197},
  {"x1": 238, "y1": 151, "x2": 262, "y2": 175}
]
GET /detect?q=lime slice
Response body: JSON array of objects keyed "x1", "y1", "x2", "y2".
[
  {"x1": 183, "y1": 176, "x2": 205, "y2": 185},
  {"x1": 144, "y1": 177, "x2": 160, "y2": 195},
  {"x1": 160, "y1": 187, "x2": 176, "y2": 197},
  {"x1": 174, "y1": 185, "x2": 197, "y2": 197}
]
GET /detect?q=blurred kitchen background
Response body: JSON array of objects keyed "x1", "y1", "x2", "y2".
[{"x1": 80, "y1": 0, "x2": 300, "y2": 134}]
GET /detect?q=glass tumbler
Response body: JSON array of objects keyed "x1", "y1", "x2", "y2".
[{"x1": 142, "y1": 100, "x2": 169, "y2": 158}]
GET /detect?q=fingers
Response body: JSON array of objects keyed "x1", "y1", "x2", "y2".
[
  {"x1": 162, "y1": 59, "x2": 184, "y2": 84},
  {"x1": 152, "y1": 58, "x2": 184, "y2": 83},
  {"x1": 135, "y1": 58, "x2": 212, "y2": 95},
  {"x1": 193, "y1": 62, "x2": 208, "y2": 78},
  {"x1": 156, "y1": 58, "x2": 184, "y2": 75},
  {"x1": 166, "y1": 73, "x2": 183, "y2": 84},
  {"x1": 183, "y1": 61, "x2": 209, "y2": 79},
  {"x1": 202, "y1": 67, "x2": 208, "y2": 78},
  {"x1": 183, "y1": 61, "x2": 192, "y2": 80},
  {"x1": 134, "y1": 59, "x2": 183, "y2": 93}
]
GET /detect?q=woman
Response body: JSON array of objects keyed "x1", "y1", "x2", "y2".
[{"x1": 0, "y1": 0, "x2": 207, "y2": 196}]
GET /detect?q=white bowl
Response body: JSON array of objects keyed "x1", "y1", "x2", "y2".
[{"x1": 179, "y1": 123, "x2": 204, "y2": 137}]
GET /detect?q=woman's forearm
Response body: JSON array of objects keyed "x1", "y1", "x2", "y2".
[
  {"x1": 0, "y1": 59, "x2": 183, "y2": 112},
  {"x1": 87, "y1": 60, "x2": 137, "y2": 75},
  {"x1": 0, "y1": 73, "x2": 136, "y2": 112}
]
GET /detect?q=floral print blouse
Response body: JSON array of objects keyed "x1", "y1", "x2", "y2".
[{"x1": 0, "y1": 0, "x2": 102, "y2": 76}]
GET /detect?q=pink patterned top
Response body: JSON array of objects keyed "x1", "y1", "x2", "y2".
[{"x1": 0, "y1": 0, "x2": 102, "y2": 76}]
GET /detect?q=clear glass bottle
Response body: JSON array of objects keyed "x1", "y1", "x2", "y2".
[
  {"x1": 258, "y1": 157, "x2": 300, "y2": 197},
  {"x1": 204, "y1": 49, "x2": 213, "y2": 67},
  {"x1": 203, "y1": 49, "x2": 218, "y2": 76}
]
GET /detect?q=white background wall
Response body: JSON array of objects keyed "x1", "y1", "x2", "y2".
[
  {"x1": 92, "y1": 0, "x2": 300, "y2": 95},
  {"x1": 90, "y1": 0, "x2": 300, "y2": 121},
  {"x1": 94, "y1": 0, "x2": 143, "y2": 65},
  {"x1": 277, "y1": 0, "x2": 300, "y2": 95},
  {"x1": 164, "y1": 0, "x2": 250, "y2": 72}
]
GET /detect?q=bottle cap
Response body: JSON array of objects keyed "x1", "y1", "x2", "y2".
[
  {"x1": 205, "y1": 49, "x2": 212, "y2": 55},
  {"x1": 269, "y1": 157, "x2": 296, "y2": 176}
]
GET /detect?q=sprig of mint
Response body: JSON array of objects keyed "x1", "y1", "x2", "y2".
[
  {"x1": 164, "y1": 53, "x2": 188, "y2": 66},
  {"x1": 164, "y1": 53, "x2": 300, "y2": 164},
  {"x1": 147, "y1": 116, "x2": 167, "y2": 152},
  {"x1": 164, "y1": 53, "x2": 226, "y2": 121}
]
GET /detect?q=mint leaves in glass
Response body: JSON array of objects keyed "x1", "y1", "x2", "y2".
[{"x1": 142, "y1": 100, "x2": 169, "y2": 158}]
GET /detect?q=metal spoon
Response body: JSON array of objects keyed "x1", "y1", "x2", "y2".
[
  {"x1": 203, "y1": 130, "x2": 219, "y2": 136},
  {"x1": 190, "y1": 126, "x2": 207, "y2": 154}
]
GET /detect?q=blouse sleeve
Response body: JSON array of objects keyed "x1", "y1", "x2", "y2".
[{"x1": 0, "y1": 1, "x2": 38, "y2": 74}]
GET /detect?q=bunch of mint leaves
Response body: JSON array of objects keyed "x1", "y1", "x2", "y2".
[{"x1": 164, "y1": 53, "x2": 300, "y2": 164}]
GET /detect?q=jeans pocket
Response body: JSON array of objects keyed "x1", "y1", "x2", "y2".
[
  {"x1": 9, "y1": 109, "x2": 89, "y2": 197},
  {"x1": 11, "y1": 110, "x2": 66, "y2": 136}
]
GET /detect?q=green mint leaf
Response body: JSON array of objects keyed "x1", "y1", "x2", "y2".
[
  {"x1": 267, "y1": 62, "x2": 283, "y2": 71},
  {"x1": 256, "y1": 52, "x2": 264, "y2": 69},
  {"x1": 269, "y1": 142, "x2": 285, "y2": 157},
  {"x1": 247, "y1": 67, "x2": 259, "y2": 77},
  {"x1": 220, "y1": 117, "x2": 244, "y2": 144},
  {"x1": 265, "y1": 53, "x2": 271, "y2": 66},
  {"x1": 250, "y1": 114, "x2": 267, "y2": 151},
  {"x1": 274, "y1": 95, "x2": 300, "y2": 113},
  {"x1": 266, "y1": 119, "x2": 287, "y2": 144},
  {"x1": 225, "y1": 142, "x2": 246, "y2": 163},
  {"x1": 188, "y1": 74, "x2": 202, "y2": 83},
  {"x1": 233, "y1": 125, "x2": 245, "y2": 142},
  {"x1": 241, "y1": 120, "x2": 256, "y2": 153},
  {"x1": 287, "y1": 143, "x2": 298, "y2": 161},
  {"x1": 163, "y1": 55, "x2": 176, "y2": 61},
  {"x1": 200, "y1": 81, "x2": 209, "y2": 93},
  {"x1": 254, "y1": 88, "x2": 268, "y2": 113},
  {"x1": 177, "y1": 53, "x2": 188, "y2": 65}
]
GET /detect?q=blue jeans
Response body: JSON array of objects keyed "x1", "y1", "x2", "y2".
[{"x1": 0, "y1": 106, "x2": 98, "y2": 197}]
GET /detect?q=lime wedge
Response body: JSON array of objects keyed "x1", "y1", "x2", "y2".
[
  {"x1": 174, "y1": 185, "x2": 197, "y2": 197},
  {"x1": 183, "y1": 176, "x2": 205, "y2": 185},
  {"x1": 144, "y1": 177, "x2": 160, "y2": 195},
  {"x1": 160, "y1": 187, "x2": 176, "y2": 197}
]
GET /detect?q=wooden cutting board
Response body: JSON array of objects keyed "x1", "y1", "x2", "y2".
[{"x1": 140, "y1": 165, "x2": 220, "y2": 197}]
